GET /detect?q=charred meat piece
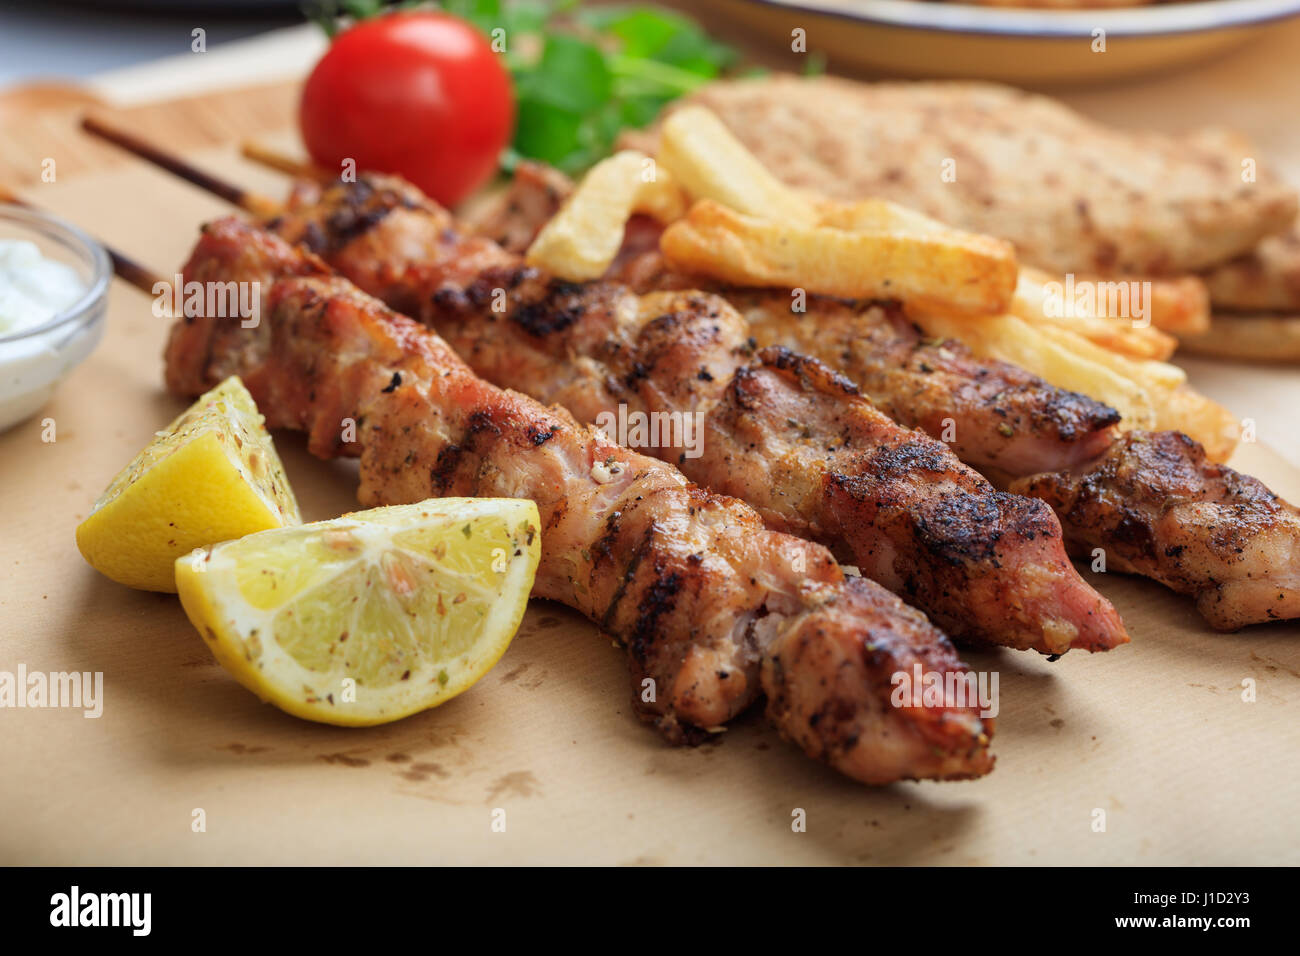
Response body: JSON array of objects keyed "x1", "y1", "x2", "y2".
[
  {"x1": 1012, "y1": 431, "x2": 1300, "y2": 631},
  {"x1": 733, "y1": 294, "x2": 1123, "y2": 484},
  {"x1": 432, "y1": 270, "x2": 1126, "y2": 654}
]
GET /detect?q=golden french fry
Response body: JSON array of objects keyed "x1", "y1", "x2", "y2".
[
  {"x1": 525, "y1": 149, "x2": 686, "y2": 281},
  {"x1": 908, "y1": 308, "x2": 1159, "y2": 430},
  {"x1": 1034, "y1": 324, "x2": 1237, "y2": 455},
  {"x1": 1024, "y1": 325, "x2": 1237, "y2": 447},
  {"x1": 654, "y1": 108, "x2": 1019, "y2": 312},
  {"x1": 1011, "y1": 268, "x2": 1180, "y2": 360},
  {"x1": 1026, "y1": 326, "x2": 1237, "y2": 456},
  {"x1": 1145, "y1": 275, "x2": 1211, "y2": 336},
  {"x1": 1054, "y1": 316, "x2": 1177, "y2": 361},
  {"x1": 661, "y1": 199, "x2": 1019, "y2": 314},
  {"x1": 657, "y1": 106, "x2": 819, "y2": 227},
  {"x1": 1032, "y1": 324, "x2": 1187, "y2": 391},
  {"x1": 1015, "y1": 267, "x2": 1208, "y2": 339},
  {"x1": 815, "y1": 197, "x2": 954, "y2": 236}
]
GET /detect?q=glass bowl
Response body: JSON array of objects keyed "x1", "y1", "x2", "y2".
[{"x1": 0, "y1": 203, "x2": 112, "y2": 432}]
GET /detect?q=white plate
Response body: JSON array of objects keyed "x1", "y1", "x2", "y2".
[{"x1": 708, "y1": 0, "x2": 1300, "y2": 82}]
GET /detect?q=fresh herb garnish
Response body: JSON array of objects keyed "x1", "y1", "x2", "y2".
[{"x1": 461, "y1": 1, "x2": 737, "y2": 172}]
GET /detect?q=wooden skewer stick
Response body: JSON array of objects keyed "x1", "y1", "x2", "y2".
[
  {"x1": 240, "y1": 140, "x2": 328, "y2": 181},
  {"x1": 98, "y1": 242, "x2": 166, "y2": 296},
  {"x1": 0, "y1": 183, "x2": 167, "y2": 294},
  {"x1": 81, "y1": 113, "x2": 285, "y2": 219}
]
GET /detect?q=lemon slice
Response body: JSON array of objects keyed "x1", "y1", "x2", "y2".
[
  {"x1": 76, "y1": 376, "x2": 300, "y2": 592},
  {"x1": 174, "y1": 498, "x2": 541, "y2": 726}
]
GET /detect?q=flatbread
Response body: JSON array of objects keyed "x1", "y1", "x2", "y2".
[
  {"x1": 1202, "y1": 227, "x2": 1300, "y2": 311},
  {"x1": 1176, "y1": 312, "x2": 1300, "y2": 362},
  {"x1": 620, "y1": 75, "x2": 1298, "y2": 277}
]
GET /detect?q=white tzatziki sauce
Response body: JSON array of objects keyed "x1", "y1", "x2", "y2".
[
  {"x1": 0, "y1": 239, "x2": 92, "y2": 431},
  {"x1": 0, "y1": 239, "x2": 85, "y2": 334}
]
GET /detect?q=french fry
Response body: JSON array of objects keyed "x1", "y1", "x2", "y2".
[
  {"x1": 657, "y1": 106, "x2": 819, "y2": 227},
  {"x1": 1031, "y1": 323, "x2": 1187, "y2": 392},
  {"x1": 818, "y1": 208, "x2": 1207, "y2": 345},
  {"x1": 1011, "y1": 268, "x2": 1180, "y2": 360},
  {"x1": 815, "y1": 197, "x2": 954, "y2": 236},
  {"x1": 1144, "y1": 275, "x2": 1211, "y2": 336},
  {"x1": 1019, "y1": 321, "x2": 1214, "y2": 446},
  {"x1": 654, "y1": 108, "x2": 1018, "y2": 312},
  {"x1": 1030, "y1": 323, "x2": 1238, "y2": 453},
  {"x1": 661, "y1": 199, "x2": 1019, "y2": 314},
  {"x1": 525, "y1": 150, "x2": 685, "y2": 281},
  {"x1": 816, "y1": 204, "x2": 1184, "y2": 358}
]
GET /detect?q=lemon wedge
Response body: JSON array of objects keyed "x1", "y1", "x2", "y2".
[
  {"x1": 76, "y1": 376, "x2": 300, "y2": 592},
  {"x1": 174, "y1": 498, "x2": 541, "y2": 725}
]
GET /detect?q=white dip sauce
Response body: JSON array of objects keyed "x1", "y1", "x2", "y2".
[
  {"x1": 0, "y1": 239, "x2": 85, "y2": 334},
  {"x1": 0, "y1": 239, "x2": 92, "y2": 431}
]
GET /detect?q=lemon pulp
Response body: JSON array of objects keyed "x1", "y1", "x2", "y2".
[{"x1": 175, "y1": 498, "x2": 541, "y2": 725}]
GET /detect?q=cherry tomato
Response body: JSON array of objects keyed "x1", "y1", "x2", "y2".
[{"x1": 300, "y1": 12, "x2": 514, "y2": 207}]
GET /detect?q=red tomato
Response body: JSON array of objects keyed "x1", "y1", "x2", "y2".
[{"x1": 300, "y1": 12, "x2": 514, "y2": 206}]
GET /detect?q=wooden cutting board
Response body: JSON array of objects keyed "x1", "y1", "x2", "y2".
[{"x1": 2, "y1": 83, "x2": 1298, "y2": 866}]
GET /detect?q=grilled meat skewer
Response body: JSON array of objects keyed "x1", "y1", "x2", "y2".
[
  {"x1": 69, "y1": 121, "x2": 1121, "y2": 653},
  {"x1": 473, "y1": 168, "x2": 1300, "y2": 631},
  {"x1": 166, "y1": 216, "x2": 996, "y2": 784},
  {"x1": 698, "y1": 292, "x2": 1300, "y2": 631},
  {"x1": 729, "y1": 294, "x2": 1122, "y2": 485},
  {"x1": 263, "y1": 174, "x2": 1127, "y2": 655},
  {"x1": 1013, "y1": 431, "x2": 1300, "y2": 630}
]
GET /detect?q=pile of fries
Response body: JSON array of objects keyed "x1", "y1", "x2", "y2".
[{"x1": 526, "y1": 107, "x2": 1239, "y2": 461}]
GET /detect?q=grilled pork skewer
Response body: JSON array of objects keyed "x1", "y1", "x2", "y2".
[
  {"x1": 685, "y1": 291, "x2": 1300, "y2": 631},
  {"x1": 258, "y1": 175, "x2": 1127, "y2": 655},
  {"x1": 79, "y1": 119, "x2": 1125, "y2": 655},
  {"x1": 467, "y1": 167, "x2": 1125, "y2": 482},
  {"x1": 1012, "y1": 431, "x2": 1300, "y2": 630},
  {"x1": 82, "y1": 119, "x2": 998, "y2": 780},
  {"x1": 726, "y1": 294, "x2": 1123, "y2": 485},
  {"x1": 165, "y1": 216, "x2": 995, "y2": 784},
  {"x1": 450, "y1": 167, "x2": 1300, "y2": 632}
]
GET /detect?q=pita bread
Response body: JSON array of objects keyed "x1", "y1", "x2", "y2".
[
  {"x1": 621, "y1": 75, "x2": 1298, "y2": 277},
  {"x1": 1202, "y1": 227, "x2": 1300, "y2": 311},
  {"x1": 1176, "y1": 312, "x2": 1300, "y2": 362}
]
